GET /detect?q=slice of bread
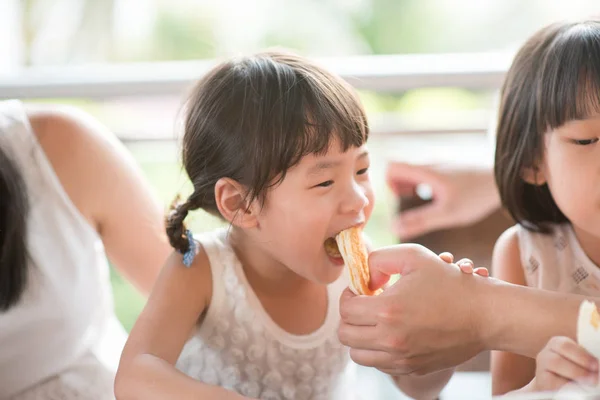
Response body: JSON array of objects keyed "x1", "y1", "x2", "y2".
[{"x1": 335, "y1": 227, "x2": 381, "y2": 296}]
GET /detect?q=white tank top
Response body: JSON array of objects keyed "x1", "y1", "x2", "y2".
[
  {"x1": 0, "y1": 100, "x2": 126, "y2": 399},
  {"x1": 176, "y1": 228, "x2": 349, "y2": 400},
  {"x1": 517, "y1": 223, "x2": 600, "y2": 295}
]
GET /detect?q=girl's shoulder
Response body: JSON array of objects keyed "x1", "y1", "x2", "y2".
[
  {"x1": 492, "y1": 225, "x2": 526, "y2": 285},
  {"x1": 161, "y1": 227, "x2": 231, "y2": 308},
  {"x1": 513, "y1": 222, "x2": 570, "y2": 253},
  {"x1": 161, "y1": 237, "x2": 214, "y2": 308}
]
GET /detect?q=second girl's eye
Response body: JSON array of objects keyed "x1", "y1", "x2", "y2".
[
  {"x1": 315, "y1": 180, "x2": 334, "y2": 188},
  {"x1": 571, "y1": 138, "x2": 599, "y2": 146},
  {"x1": 357, "y1": 168, "x2": 369, "y2": 175}
]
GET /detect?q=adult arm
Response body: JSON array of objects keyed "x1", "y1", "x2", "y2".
[
  {"x1": 29, "y1": 106, "x2": 171, "y2": 295},
  {"x1": 338, "y1": 244, "x2": 589, "y2": 375}
]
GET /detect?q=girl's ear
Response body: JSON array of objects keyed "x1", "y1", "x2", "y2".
[{"x1": 214, "y1": 178, "x2": 258, "y2": 228}]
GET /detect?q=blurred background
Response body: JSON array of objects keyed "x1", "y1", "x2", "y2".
[{"x1": 0, "y1": 0, "x2": 597, "y2": 334}]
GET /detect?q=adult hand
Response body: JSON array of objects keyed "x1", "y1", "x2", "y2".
[
  {"x1": 338, "y1": 244, "x2": 490, "y2": 375},
  {"x1": 387, "y1": 161, "x2": 500, "y2": 240},
  {"x1": 439, "y1": 252, "x2": 489, "y2": 277}
]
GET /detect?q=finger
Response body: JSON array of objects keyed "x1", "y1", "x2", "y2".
[
  {"x1": 349, "y1": 348, "x2": 409, "y2": 372},
  {"x1": 385, "y1": 162, "x2": 425, "y2": 194},
  {"x1": 370, "y1": 270, "x2": 391, "y2": 290},
  {"x1": 368, "y1": 244, "x2": 439, "y2": 281},
  {"x1": 377, "y1": 354, "x2": 456, "y2": 376},
  {"x1": 389, "y1": 181, "x2": 419, "y2": 197},
  {"x1": 438, "y1": 252, "x2": 454, "y2": 263},
  {"x1": 393, "y1": 202, "x2": 446, "y2": 240},
  {"x1": 549, "y1": 337, "x2": 599, "y2": 372},
  {"x1": 456, "y1": 258, "x2": 474, "y2": 274},
  {"x1": 542, "y1": 371, "x2": 572, "y2": 391},
  {"x1": 339, "y1": 288, "x2": 379, "y2": 326},
  {"x1": 386, "y1": 162, "x2": 442, "y2": 190},
  {"x1": 473, "y1": 267, "x2": 489, "y2": 277},
  {"x1": 456, "y1": 258, "x2": 473, "y2": 268},
  {"x1": 546, "y1": 351, "x2": 596, "y2": 385},
  {"x1": 459, "y1": 264, "x2": 474, "y2": 274},
  {"x1": 337, "y1": 323, "x2": 387, "y2": 351}
]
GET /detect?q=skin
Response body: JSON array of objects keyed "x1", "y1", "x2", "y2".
[
  {"x1": 386, "y1": 161, "x2": 500, "y2": 240},
  {"x1": 492, "y1": 117, "x2": 600, "y2": 395},
  {"x1": 116, "y1": 140, "x2": 453, "y2": 399},
  {"x1": 28, "y1": 105, "x2": 170, "y2": 296},
  {"x1": 337, "y1": 244, "x2": 597, "y2": 377},
  {"x1": 336, "y1": 117, "x2": 600, "y2": 393}
]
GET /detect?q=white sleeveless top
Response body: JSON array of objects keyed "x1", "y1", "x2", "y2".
[
  {"x1": 0, "y1": 100, "x2": 126, "y2": 399},
  {"x1": 517, "y1": 223, "x2": 600, "y2": 295},
  {"x1": 176, "y1": 229, "x2": 350, "y2": 400}
]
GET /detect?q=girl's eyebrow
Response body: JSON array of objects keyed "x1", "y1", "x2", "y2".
[
  {"x1": 306, "y1": 150, "x2": 369, "y2": 176},
  {"x1": 306, "y1": 160, "x2": 342, "y2": 176},
  {"x1": 357, "y1": 150, "x2": 369, "y2": 160}
]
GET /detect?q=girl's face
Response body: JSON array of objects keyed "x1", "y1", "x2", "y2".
[
  {"x1": 248, "y1": 140, "x2": 374, "y2": 285},
  {"x1": 536, "y1": 116, "x2": 600, "y2": 257}
]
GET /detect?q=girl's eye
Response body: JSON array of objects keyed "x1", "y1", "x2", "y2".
[
  {"x1": 357, "y1": 168, "x2": 369, "y2": 175},
  {"x1": 315, "y1": 180, "x2": 334, "y2": 188},
  {"x1": 571, "y1": 138, "x2": 599, "y2": 146}
]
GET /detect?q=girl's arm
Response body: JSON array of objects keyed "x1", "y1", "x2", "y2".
[
  {"x1": 114, "y1": 248, "x2": 250, "y2": 400},
  {"x1": 490, "y1": 227, "x2": 536, "y2": 395}
]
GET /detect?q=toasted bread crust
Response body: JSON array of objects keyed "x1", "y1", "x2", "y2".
[{"x1": 335, "y1": 227, "x2": 380, "y2": 296}]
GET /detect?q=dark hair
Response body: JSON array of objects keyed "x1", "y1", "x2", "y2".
[
  {"x1": 0, "y1": 146, "x2": 29, "y2": 311},
  {"x1": 166, "y1": 50, "x2": 369, "y2": 253},
  {"x1": 494, "y1": 19, "x2": 600, "y2": 232}
]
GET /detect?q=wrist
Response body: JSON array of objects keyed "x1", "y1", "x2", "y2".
[
  {"x1": 473, "y1": 279, "x2": 580, "y2": 357},
  {"x1": 471, "y1": 276, "x2": 506, "y2": 352}
]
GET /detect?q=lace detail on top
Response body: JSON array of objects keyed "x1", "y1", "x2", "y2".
[{"x1": 175, "y1": 229, "x2": 349, "y2": 400}]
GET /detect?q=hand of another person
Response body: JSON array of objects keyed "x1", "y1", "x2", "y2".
[
  {"x1": 530, "y1": 336, "x2": 599, "y2": 392},
  {"x1": 387, "y1": 161, "x2": 500, "y2": 240},
  {"x1": 338, "y1": 244, "x2": 491, "y2": 375},
  {"x1": 438, "y1": 252, "x2": 489, "y2": 277}
]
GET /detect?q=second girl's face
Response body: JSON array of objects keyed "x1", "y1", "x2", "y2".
[{"x1": 541, "y1": 116, "x2": 600, "y2": 245}]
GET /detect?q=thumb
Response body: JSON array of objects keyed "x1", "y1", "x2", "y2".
[
  {"x1": 394, "y1": 201, "x2": 446, "y2": 239},
  {"x1": 368, "y1": 244, "x2": 438, "y2": 286}
]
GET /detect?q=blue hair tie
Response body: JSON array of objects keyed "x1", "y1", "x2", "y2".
[{"x1": 181, "y1": 229, "x2": 197, "y2": 267}]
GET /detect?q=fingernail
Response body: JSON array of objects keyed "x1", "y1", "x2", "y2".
[
  {"x1": 459, "y1": 260, "x2": 474, "y2": 268},
  {"x1": 460, "y1": 266, "x2": 474, "y2": 274}
]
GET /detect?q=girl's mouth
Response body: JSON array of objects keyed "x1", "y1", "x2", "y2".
[{"x1": 324, "y1": 237, "x2": 342, "y2": 259}]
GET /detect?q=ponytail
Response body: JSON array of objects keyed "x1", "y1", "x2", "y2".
[
  {"x1": 165, "y1": 198, "x2": 192, "y2": 254},
  {"x1": 165, "y1": 190, "x2": 205, "y2": 254},
  {"x1": 0, "y1": 147, "x2": 29, "y2": 311}
]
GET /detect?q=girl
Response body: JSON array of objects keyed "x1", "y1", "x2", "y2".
[
  {"x1": 115, "y1": 51, "x2": 454, "y2": 400},
  {"x1": 491, "y1": 19, "x2": 600, "y2": 395},
  {"x1": 0, "y1": 100, "x2": 170, "y2": 399}
]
